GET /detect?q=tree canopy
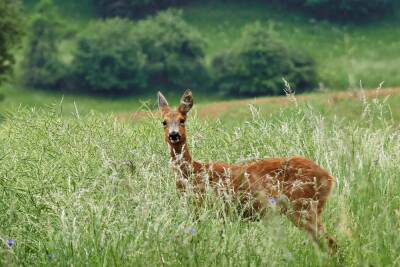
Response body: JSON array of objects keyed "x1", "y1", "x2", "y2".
[{"x1": 0, "y1": 0, "x2": 24, "y2": 83}]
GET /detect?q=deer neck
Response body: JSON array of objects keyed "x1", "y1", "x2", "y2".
[{"x1": 169, "y1": 141, "x2": 194, "y2": 178}]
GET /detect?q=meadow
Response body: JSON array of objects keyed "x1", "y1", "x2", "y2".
[
  {"x1": 1, "y1": 90, "x2": 399, "y2": 266},
  {"x1": 1, "y1": 1, "x2": 400, "y2": 266}
]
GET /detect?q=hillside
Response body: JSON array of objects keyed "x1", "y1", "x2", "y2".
[
  {"x1": 1, "y1": 1, "x2": 396, "y2": 121},
  {"x1": 20, "y1": 0, "x2": 400, "y2": 90}
]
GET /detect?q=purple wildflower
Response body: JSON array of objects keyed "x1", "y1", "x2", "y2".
[
  {"x1": 6, "y1": 239, "x2": 15, "y2": 249},
  {"x1": 268, "y1": 197, "x2": 277, "y2": 206},
  {"x1": 184, "y1": 227, "x2": 196, "y2": 236}
]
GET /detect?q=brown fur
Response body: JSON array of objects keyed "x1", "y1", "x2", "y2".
[{"x1": 158, "y1": 90, "x2": 336, "y2": 253}]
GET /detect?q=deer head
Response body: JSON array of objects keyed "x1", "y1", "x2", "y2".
[{"x1": 158, "y1": 89, "x2": 193, "y2": 147}]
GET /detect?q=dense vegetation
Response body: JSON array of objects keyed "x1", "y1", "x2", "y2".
[
  {"x1": 71, "y1": 18, "x2": 146, "y2": 93},
  {"x1": 22, "y1": 0, "x2": 65, "y2": 89},
  {"x1": 21, "y1": 4, "x2": 316, "y2": 96},
  {"x1": 0, "y1": 0, "x2": 24, "y2": 83},
  {"x1": 96, "y1": 0, "x2": 398, "y2": 21},
  {"x1": 0, "y1": 95, "x2": 399, "y2": 265},
  {"x1": 135, "y1": 10, "x2": 208, "y2": 93},
  {"x1": 97, "y1": 0, "x2": 182, "y2": 18},
  {"x1": 70, "y1": 10, "x2": 207, "y2": 94},
  {"x1": 280, "y1": 0, "x2": 397, "y2": 20},
  {"x1": 212, "y1": 23, "x2": 317, "y2": 96},
  {"x1": 4, "y1": 0, "x2": 397, "y2": 97}
]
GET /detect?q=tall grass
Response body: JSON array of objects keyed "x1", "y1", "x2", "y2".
[{"x1": 0, "y1": 95, "x2": 399, "y2": 266}]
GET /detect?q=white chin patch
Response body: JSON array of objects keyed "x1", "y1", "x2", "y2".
[{"x1": 169, "y1": 138, "x2": 180, "y2": 144}]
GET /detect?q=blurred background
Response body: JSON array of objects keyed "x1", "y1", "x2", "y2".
[{"x1": 1, "y1": 0, "x2": 400, "y2": 117}]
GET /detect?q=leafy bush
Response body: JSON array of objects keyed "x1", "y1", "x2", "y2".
[
  {"x1": 280, "y1": 0, "x2": 396, "y2": 20},
  {"x1": 136, "y1": 10, "x2": 209, "y2": 92},
  {"x1": 70, "y1": 10, "x2": 208, "y2": 94},
  {"x1": 22, "y1": 0, "x2": 66, "y2": 89},
  {"x1": 212, "y1": 23, "x2": 317, "y2": 97},
  {"x1": 0, "y1": 0, "x2": 24, "y2": 83},
  {"x1": 97, "y1": 0, "x2": 182, "y2": 18},
  {"x1": 71, "y1": 18, "x2": 147, "y2": 94}
]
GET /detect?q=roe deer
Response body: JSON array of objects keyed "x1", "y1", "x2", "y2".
[{"x1": 158, "y1": 89, "x2": 336, "y2": 253}]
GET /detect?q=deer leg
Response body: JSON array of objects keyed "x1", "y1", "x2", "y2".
[
  {"x1": 316, "y1": 216, "x2": 336, "y2": 255},
  {"x1": 316, "y1": 199, "x2": 337, "y2": 254},
  {"x1": 287, "y1": 201, "x2": 335, "y2": 254}
]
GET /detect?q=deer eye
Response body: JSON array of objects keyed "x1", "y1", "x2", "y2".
[
  {"x1": 179, "y1": 119, "x2": 185, "y2": 125},
  {"x1": 162, "y1": 121, "x2": 167, "y2": 127}
]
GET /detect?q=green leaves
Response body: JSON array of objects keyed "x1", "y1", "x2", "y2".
[
  {"x1": 22, "y1": 0, "x2": 66, "y2": 89},
  {"x1": 212, "y1": 22, "x2": 317, "y2": 97},
  {"x1": 71, "y1": 10, "x2": 208, "y2": 94},
  {"x1": 0, "y1": 0, "x2": 24, "y2": 83},
  {"x1": 72, "y1": 18, "x2": 147, "y2": 93}
]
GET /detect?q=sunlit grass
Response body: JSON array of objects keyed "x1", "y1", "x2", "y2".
[
  {"x1": 0, "y1": 84, "x2": 225, "y2": 118},
  {"x1": 0, "y1": 94, "x2": 399, "y2": 266}
]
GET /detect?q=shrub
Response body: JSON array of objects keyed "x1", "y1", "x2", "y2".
[
  {"x1": 0, "y1": 0, "x2": 24, "y2": 83},
  {"x1": 70, "y1": 10, "x2": 207, "y2": 94},
  {"x1": 71, "y1": 18, "x2": 147, "y2": 94},
  {"x1": 22, "y1": 0, "x2": 66, "y2": 89},
  {"x1": 136, "y1": 10, "x2": 209, "y2": 92},
  {"x1": 97, "y1": 0, "x2": 182, "y2": 18},
  {"x1": 280, "y1": 0, "x2": 396, "y2": 20},
  {"x1": 212, "y1": 23, "x2": 317, "y2": 97}
]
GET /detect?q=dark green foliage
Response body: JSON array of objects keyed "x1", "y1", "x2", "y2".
[
  {"x1": 22, "y1": 0, "x2": 65, "y2": 89},
  {"x1": 288, "y1": 51, "x2": 318, "y2": 94},
  {"x1": 0, "y1": 0, "x2": 24, "y2": 83},
  {"x1": 71, "y1": 18, "x2": 147, "y2": 93},
  {"x1": 136, "y1": 10, "x2": 209, "y2": 92},
  {"x1": 280, "y1": 0, "x2": 396, "y2": 20},
  {"x1": 212, "y1": 23, "x2": 317, "y2": 97},
  {"x1": 97, "y1": 0, "x2": 182, "y2": 18},
  {"x1": 70, "y1": 10, "x2": 208, "y2": 94}
]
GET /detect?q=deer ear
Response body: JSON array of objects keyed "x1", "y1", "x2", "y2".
[
  {"x1": 178, "y1": 89, "x2": 193, "y2": 115},
  {"x1": 157, "y1": 91, "x2": 169, "y2": 111}
]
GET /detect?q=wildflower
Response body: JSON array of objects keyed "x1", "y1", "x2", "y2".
[
  {"x1": 184, "y1": 226, "x2": 196, "y2": 236},
  {"x1": 268, "y1": 197, "x2": 277, "y2": 206},
  {"x1": 6, "y1": 239, "x2": 15, "y2": 249}
]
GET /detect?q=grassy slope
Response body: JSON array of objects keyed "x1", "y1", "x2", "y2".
[
  {"x1": 0, "y1": 84, "x2": 227, "y2": 120},
  {"x1": 115, "y1": 87, "x2": 400, "y2": 127},
  {"x1": 183, "y1": 1, "x2": 400, "y2": 90}
]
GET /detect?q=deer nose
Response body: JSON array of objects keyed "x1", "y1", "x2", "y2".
[{"x1": 169, "y1": 131, "x2": 180, "y2": 142}]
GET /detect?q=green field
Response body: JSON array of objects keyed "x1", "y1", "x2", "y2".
[{"x1": 1, "y1": 93, "x2": 399, "y2": 266}]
